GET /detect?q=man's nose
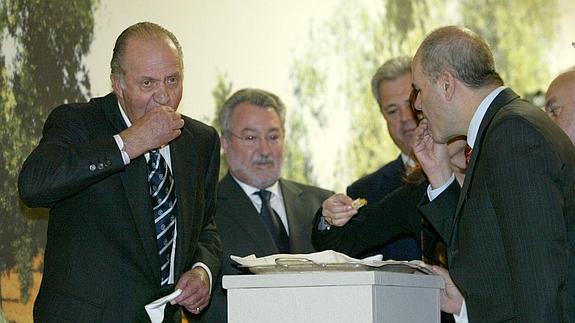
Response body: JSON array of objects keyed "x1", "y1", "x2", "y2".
[
  {"x1": 400, "y1": 104, "x2": 416, "y2": 122},
  {"x1": 256, "y1": 136, "x2": 272, "y2": 153},
  {"x1": 154, "y1": 85, "x2": 169, "y2": 105}
]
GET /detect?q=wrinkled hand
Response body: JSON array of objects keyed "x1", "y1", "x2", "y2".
[
  {"x1": 171, "y1": 267, "x2": 211, "y2": 315},
  {"x1": 321, "y1": 193, "x2": 358, "y2": 227},
  {"x1": 120, "y1": 106, "x2": 185, "y2": 159},
  {"x1": 431, "y1": 265, "x2": 463, "y2": 315},
  {"x1": 412, "y1": 119, "x2": 452, "y2": 188}
]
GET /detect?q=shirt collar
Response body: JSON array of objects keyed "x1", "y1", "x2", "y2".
[
  {"x1": 231, "y1": 175, "x2": 281, "y2": 199},
  {"x1": 118, "y1": 100, "x2": 132, "y2": 127},
  {"x1": 467, "y1": 86, "x2": 506, "y2": 148}
]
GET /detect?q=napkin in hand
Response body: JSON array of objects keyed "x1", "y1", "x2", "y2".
[{"x1": 145, "y1": 289, "x2": 182, "y2": 323}]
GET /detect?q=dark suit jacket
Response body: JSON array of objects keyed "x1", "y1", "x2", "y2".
[
  {"x1": 18, "y1": 93, "x2": 222, "y2": 323},
  {"x1": 313, "y1": 181, "x2": 425, "y2": 257},
  {"x1": 419, "y1": 88, "x2": 575, "y2": 322},
  {"x1": 346, "y1": 155, "x2": 421, "y2": 260},
  {"x1": 194, "y1": 173, "x2": 333, "y2": 322}
]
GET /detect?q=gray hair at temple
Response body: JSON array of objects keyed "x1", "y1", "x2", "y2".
[
  {"x1": 110, "y1": 22, "x2": 184, "y2": 80},
  {"x1": 371, "y1": 56, "x2": 412, "y2": 108},
  {"x1": 219, "y1": 88, "x2": 287, "y2": 139},
  {"x1": 418, "y1": 25, "x2": 503, "y2": 88}
]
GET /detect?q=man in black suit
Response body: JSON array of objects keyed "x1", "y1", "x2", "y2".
[
  {"x1": 196, "y1": 88, "x2": 333, "y2": 322},
  {"x1": 411, "y1": 25, "x2": 575, "y2": 322},
  {"x1": 545, "y1": 67, "x2": 575, "y2": 144},
  {"x1": 347, "y1": 56, "x2": 421, "y2": 260},
  {"x1": 18, "y1": 22, "x2": 221, "y2": 322}
]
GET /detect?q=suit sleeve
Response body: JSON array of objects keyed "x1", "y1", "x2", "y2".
[
  {"x1": 482, "y1": 116, "x2": 569, "y2": 320},
  {"x1": 18, "y1": 105, "x2": 125, "y2": 208},
  {"x1": 312, "y1": 184, "x2": 422, "y2": 257},
  {"x1": 189, "y1": 127, "x2": 222, "y2": 285}
]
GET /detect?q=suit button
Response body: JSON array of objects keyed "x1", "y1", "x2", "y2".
[
  {"x1": 104, "y1": 159, "x2": 112, "y2": 167},
  {"x1": 89, "y1": 164, "x2": 96, "y2": 171},
  {"x1": 97, "y1": 162, "x2": 104, "y2": 169}
]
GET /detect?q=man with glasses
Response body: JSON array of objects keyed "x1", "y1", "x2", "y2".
[{"x1": 196, "y1": 88, "x2": 333, "y2": 322}]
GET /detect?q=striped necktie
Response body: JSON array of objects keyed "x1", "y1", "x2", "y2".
[
  {"x1": 255, "y1": 190, "x2": 290, "y2": 253},
  {"x1": 147, "y1": 149, "x2": 177, "y2": 286}
]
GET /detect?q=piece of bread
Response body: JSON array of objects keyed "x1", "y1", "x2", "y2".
[{"x1": 351, "y1": 198, "x2": 367, "y2": 210}]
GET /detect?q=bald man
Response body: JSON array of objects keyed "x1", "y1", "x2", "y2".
[{"x1": 545, "y1": 67, "x2": 575, "y2": 144}]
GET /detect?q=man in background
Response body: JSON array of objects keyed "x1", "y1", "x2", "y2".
[
  {"x1": 545, "y1": 67, "x2": 575, "y2": 144},
  {"x1": 18, "y1": 22, "x2": 221, "y2": 322},
  {"x1": 196, "y1": 88, "x2": 333, "y2": 322},
  {"x1": 346, "y1": 56, "x2": 421, "y2": 260}
]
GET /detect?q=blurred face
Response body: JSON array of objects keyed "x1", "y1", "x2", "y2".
[
  {"x1": 411, "y1": 53, "x2": 453, "y2": 143},
  {"x1": 222, "y1": 103, "x2": 284, "y2": 189},
  {"x1": 447, "y1": 138, "x2": 467, "y2": 173},
  {"x1": 545, "y1": 73, "x2": 575, "y2": 144},
  {"x1": 379, "y1": 73, "x2": 418, "y2": 155},
  {"x1": 112, "y1": 36, "x2": 183, "y2": 122}
]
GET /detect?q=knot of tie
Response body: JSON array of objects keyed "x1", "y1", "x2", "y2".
[{"x1": 464, "y1": 145, "x2": 473, "y2": 166}]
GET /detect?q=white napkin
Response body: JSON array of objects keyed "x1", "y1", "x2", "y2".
[
  {"x1": 231, "y1": 250, "x2": 383, "y2": 267},
  {"x1": 230, "y1": 250, "x2": 431, "y2": 273},
  {"x1": 144, "y1": 289, "x2": 182, "y2": 323}
]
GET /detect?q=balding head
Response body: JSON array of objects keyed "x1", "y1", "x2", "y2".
[
  {"x1": 416, "y1": 25, "x2": 503, "y2": 89},
  {"x1": 545, "y1": 68, "x2": 575, "y2": 144}
]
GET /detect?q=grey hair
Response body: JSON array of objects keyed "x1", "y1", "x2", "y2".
[
  {"x1": 371, "y1": 56, "x2": 412, "y2": 107},
  {"x1": 418, "y1": 25, "x2": 503, "y2": 88},
  {"x1": 219, "y1": 88, "x2": 286, "y2": 138},
  {"x1": 110, "y1": 22, "x2": 183, "y2": 79}
]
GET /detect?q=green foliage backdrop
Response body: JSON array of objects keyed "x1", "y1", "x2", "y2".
[
  {"x1": 0, "y1": 0, "x2": 99, "y2": 315},
  {"x1": 288, "y1": 0, "x2": 556, "y2": 189}
]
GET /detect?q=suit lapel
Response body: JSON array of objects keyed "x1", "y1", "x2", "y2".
[
  {"x1": 169, "y1": 125, "x2": 198, "y2": 276},
  {"x1": 219, "y1": 174, "x2": 278, "y2": 255},
  {"x1": 279, "y1": 180, "x2": 307, "y2": 251},
  {"x1": 102, "y1": 95, "x2": 162, "y2": 284},
  {"x1": 455, "y1": 88, "x2": 520, "y2": 217}
]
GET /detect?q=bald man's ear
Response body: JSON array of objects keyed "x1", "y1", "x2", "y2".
[{"x1": 440, "y1": 71, "x2": 456, "y2": 100}]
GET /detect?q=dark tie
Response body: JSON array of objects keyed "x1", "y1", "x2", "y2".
[
  {"x1": 465, "y1": 144, "x2": 473, "y2": 166},
  {"x1": 255, "y1": 190, "x2": 290, "y2": 253},
  {"x1": 147, "y1": 149, "x2": 177, "y2": 285}
]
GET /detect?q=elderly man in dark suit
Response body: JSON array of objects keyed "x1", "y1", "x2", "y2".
[
  {"x1": 195, "y1": 88, "x2": 333, "y2": 322},
  {"x1": 411, "y1": 25, "x2": 575, "y2": 322},
  {"x1": 346, "y1": 56, "x2": 421, "y2": 260},
  {"x1": 18, "y1": 22, "x2": 221, "y2": 322}
]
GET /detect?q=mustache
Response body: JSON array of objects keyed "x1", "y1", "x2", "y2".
[{"x1": 252, "y1": 154, "x2": 275, "y2": 165}]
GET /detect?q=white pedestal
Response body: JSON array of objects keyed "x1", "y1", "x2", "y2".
[{"x1": 223, "y1": 271, "x2": 443, "y2": 323}]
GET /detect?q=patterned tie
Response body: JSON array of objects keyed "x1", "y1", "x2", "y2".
[
  {"x1": 465, "y1": 144, "x2": 473, "y2": 166},
  {"x1": 255, "y1": 190, "x2": 290, "y2": 253},
  {"x1": 147, "y1": 149, "x2": 177, "y2": 286}
]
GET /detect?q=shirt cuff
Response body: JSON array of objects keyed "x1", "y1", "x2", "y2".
[
  {"x1": 192, "y1": 262, "x2": 213, "y2": 295},
  {"x1": 426, "y1": 173, "x2": 455, "y2": 202},
  {"x1": 317, "y1": 216, "x2": 331, "y2": 231},
  {"x1": 453, "y1": 299, "x2": 468, "y2": 323},
  {"x1": 113, "y1": 134, "x2": 130, "y2": 165}
]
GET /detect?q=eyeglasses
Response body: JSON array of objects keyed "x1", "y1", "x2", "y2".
[
  {"x1": 409, "y1": 85, "x2": 424, "y2": 123},
  {"x1": 227, "y1": 131, "x2": 283, "y2": 146}
]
